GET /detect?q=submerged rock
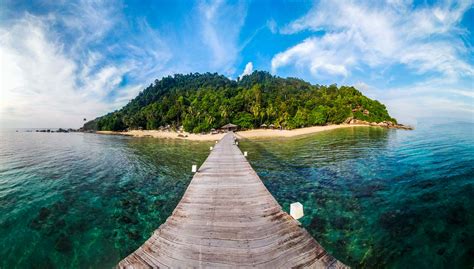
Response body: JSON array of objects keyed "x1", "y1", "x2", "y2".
[
  {"x1": 118, "y1": 214, "x2": 139, "y2": 225},
  {"x1": 379, "y1": 209, "x2": 417, "y2": 237},
  {"x1": 55, "y1": 233, "x2": 72, "y2": 253},
  {"x1": 30, "y1": 207, "x2": 53, "y2": 230},
  {"x1": 353, "y1": 183, "x2": 385, "y2": 198},
  {"x1": 331, "y1": 216, "x2": 349, "y2": 230},
  {"x1": 309, "y1": 216, "x2": 327, "y2": 234},
  {"x1": 420, "y1": 192, "x2": 437, "y2": 202},
  {"x1": 446, "y1": 204, "x2": 468, "y2": 226},
  {"x1": 127, "y1": 229, "x2": 141, "y2": 240},
  {"x1": 38, "y1": 207, "x2": 51, "y2": 221},
  {"x1": 437, "y1": 248, "x2": 446, "y2": 256}
]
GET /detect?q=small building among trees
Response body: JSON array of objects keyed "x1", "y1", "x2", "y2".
[{"x1": 220, "y1": 123, "x2": 238, "y2": 132}]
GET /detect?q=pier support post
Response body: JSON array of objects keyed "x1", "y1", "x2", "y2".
[
  {"x1": 244, "y1": 151, "x2": 248, "y2": 157},
  {"x1": 290, "y1": 202, "x2": 304, "y2": 220},
  {"x1": 192, "y1": 165, "x2": 197, "y2": 173}
]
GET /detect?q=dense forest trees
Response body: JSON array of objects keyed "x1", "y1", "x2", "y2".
[{"x1": 83, "y1": 71, "x2": 396, "y2": 132}]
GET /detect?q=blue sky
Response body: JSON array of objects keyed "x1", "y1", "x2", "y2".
[{"x1": 0, "y1": 0, "x2": 473, "y2": 128}]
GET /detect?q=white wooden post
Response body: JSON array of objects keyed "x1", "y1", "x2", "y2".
[
  {"x1": 290, "y1": 202, "x2": 304, "y2": 220},
  {"x1": 244, "y1": 151, "x2": 248, "y2": 157},
  {"x1": 210, "y1": 146, "x2": 213, "y2": 151},
  {"x1": 192, "y1": 165, "x2": 197, "y2": 173}
]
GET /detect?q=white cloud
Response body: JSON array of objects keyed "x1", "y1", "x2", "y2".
[
  {"x1": 274, "y1": 0, "x2": 474, "y2": 79},
  {"x1": 0, "y1": 0, "x2": 253, "y2": 128},
  {"x1": 198, "y1": 0, "x2": 247, "y2": 74},
  {"x1": 272, "y1": 0, "x2": 473, "y2": 123},
  {"x1": 267, "y1": 19, "x2": 277, "y2": 33},
  {"x1": 0, "y1": 0, "x2": 177, "y2": 129},
  {"x1": 354, "y1": 81, "x2": 371, "y2": 93},
  {"x1": 356, "y1": 79, "x2": 474, "y2": 125},
  {"x1": 61, "y1": 1, "x2": 120, "y2": 46},
  {"x1": 450, "y1": 90, "x2": 474, "y2": 99},
  {"x1": 0, "y1": 12, "x2": 163, "y2": 128},
  {"x1": 0, "y1": 16, "x2": 123, "y2": 127},
  {"x1": 239, "y1": 62, "x2": 254, "y2": 79},
  {"x1": 272, "y1": 34, "x2": 354, "y2": 77},
  {"x1": 122, "y1": 19, "x2": 173, "y2": 81}
]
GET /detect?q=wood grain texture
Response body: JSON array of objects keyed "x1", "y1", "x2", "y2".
[{"x1": 118, "y1": 133, "x2": 349, "y2": 269}]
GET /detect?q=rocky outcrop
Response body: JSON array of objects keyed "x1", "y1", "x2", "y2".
[{"x1": 349, "y1": 119, "x2": 413, "y2": 130}]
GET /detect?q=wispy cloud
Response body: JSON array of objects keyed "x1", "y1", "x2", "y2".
[
  {"x1": 267, "y1": 19, "x2": 277, "y2": 34},
  {"x1": 272, "y1": 0, "x2": 473, "y2": 124},
  {"x1": 197, "y1": 0, "x2": 247, "y2": 74},
  {"x1": 358, "y1": 78, "x2": 474, "y2": 125},
  {"x1": 272, "y1": 33, "x2": 355, "y2": 77},
  {"x1": 59, "y1": 0, "x2": 122, "y2": 52},
  {"x1": 0, "y1": 1, "x2": 171, "y2": 128},
  {"x1": 1, "y1": 1, "x2": 472, "y2": 127},
  {"x1": 0, "y1": 0, "x2": 252, "y2": 128},
  {"x1": 0, "y1": 15, "x2": 134, "y2": 128},
  {"x1": 273, "y1": 0, "x2": 474, "y2": 79}
]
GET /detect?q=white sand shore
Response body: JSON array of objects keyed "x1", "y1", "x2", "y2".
[
  {"x1": 96, "y1": 124, "x2": 370, "y2": 141},
  {"x1": 96, "y1": 130, "x2": 226, "y2": 141},
  {"x1": 235, "y1": 124, "x2": 369, "y2": 139}
]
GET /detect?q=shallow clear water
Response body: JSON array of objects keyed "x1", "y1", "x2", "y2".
[
  {"x1": 0, "y1": 132, "x2": 211, "y2": 268},
  {"x1": 0, "y1": 122, "x2": 473, "y2": 268},
  {"x1": 240, "y1": 122, "x2": 474, "y2": 268}
]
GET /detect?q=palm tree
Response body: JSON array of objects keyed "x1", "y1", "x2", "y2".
[{"x1": 220, "y1": 104, "x2": 230, "y2": 121}]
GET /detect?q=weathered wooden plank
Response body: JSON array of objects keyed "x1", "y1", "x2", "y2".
[{"x1": 118, "y1": 132, "x2": 349, "y2": 268}]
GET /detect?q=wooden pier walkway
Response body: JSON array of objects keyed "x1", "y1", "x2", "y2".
[{"x1": 118, "y1": 133, "x2": 348, "y2": 268}]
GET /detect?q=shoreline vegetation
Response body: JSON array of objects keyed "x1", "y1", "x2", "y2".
[
  {"x1": 96, "y1": 122, "x2": 412, "y2": 141},
  {"x1": 83, "y1": 71, "x2": 402, "y2": 134}
]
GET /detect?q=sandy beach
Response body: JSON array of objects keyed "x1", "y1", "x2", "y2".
[
  {"x1": 235, "y1": 124, "x2": 371, "y2": 139},
  {"x1": 96, "y1": 124, "x2": 371, "y2": 141},
  {"x1": 96, "y1": 130, "x2": 226, "y2": 141}
]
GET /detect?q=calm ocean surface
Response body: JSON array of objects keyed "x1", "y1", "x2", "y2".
[{"x1": 0, "y1": 122, "x2": 473, "y2": 268}]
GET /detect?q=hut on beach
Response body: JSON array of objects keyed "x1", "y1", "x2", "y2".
[
  {"x1": 260, "y1": 123, "x2": 268, "y2": 129},
  {"x1": 220, "y1": 123, "x2": 238, "y2": 132},
  {"x1": 269, "y1": 124, "x2": 275, "y2": 129}
]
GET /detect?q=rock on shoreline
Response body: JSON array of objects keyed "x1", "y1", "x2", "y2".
[{"x1": 348, "y1": 118, "x2": 413, "y2": 130}]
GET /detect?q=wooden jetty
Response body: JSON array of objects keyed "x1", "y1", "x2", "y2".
[{"x1": 118, "y1": 133, "x2": 348, "y2": 268}]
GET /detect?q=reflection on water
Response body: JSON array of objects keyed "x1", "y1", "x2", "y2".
[
  {"x1": 240, "y1": 124, "x2": 474, "y2": 268},
  {"x1": 0, "y1": 132, "x2": 211, "y2": 268}
]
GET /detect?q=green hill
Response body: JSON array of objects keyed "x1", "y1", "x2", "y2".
[{"x1": 83, "y1": 71, "x2": 396, "y2": 132}]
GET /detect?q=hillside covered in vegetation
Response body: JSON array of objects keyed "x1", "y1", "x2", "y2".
[{"x1": 83, "y1": 71, "x2": 397, "y2": 132}]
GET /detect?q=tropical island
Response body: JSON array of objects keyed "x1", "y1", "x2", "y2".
[{"x1": 83, "y1": 71, "x2": 411, "y2": 140}]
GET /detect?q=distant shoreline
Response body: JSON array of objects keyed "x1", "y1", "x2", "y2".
[{"x1": 95, "y1": 123, "x2": 411, "y2": 141}]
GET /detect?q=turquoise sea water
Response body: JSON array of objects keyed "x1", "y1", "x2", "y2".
[
  {"x1": 240, "y1": 122, "x2": 474, "y2": 268},
  {"x1": 0, "y1": 121, "x2": 473, "y2": 268},
  {"x1": 0, "y1": 133, "x2": 212, "y2": 268}
]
